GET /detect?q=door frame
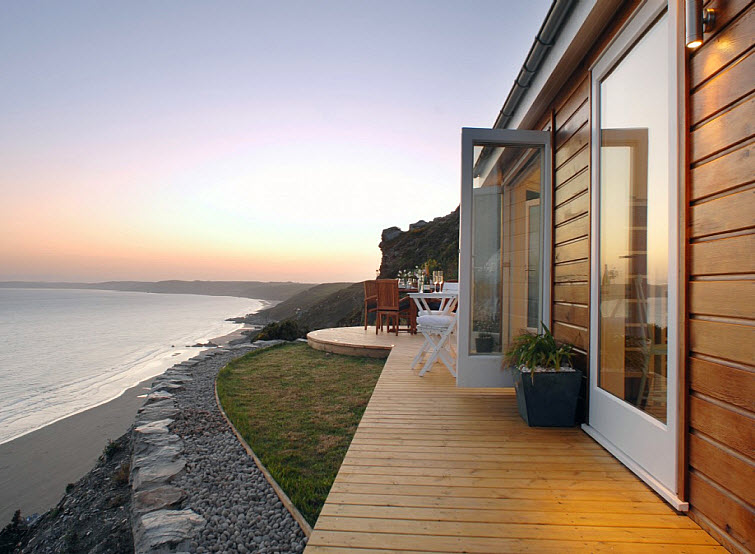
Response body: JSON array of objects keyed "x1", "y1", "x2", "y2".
[
  {"x1": 458, "y1": 128, "x2": 551, "y2": 388},
  {"x1": 581, "y1": 0, "x2": 687, "y2": 511}
]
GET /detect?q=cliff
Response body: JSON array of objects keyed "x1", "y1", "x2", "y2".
[{"x1": 378, "y1": 207, "x2": 459, "y2": 279}]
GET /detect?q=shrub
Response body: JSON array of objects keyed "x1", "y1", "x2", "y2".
[{"x1": 256, "y1": 319, "x2": 303, "y2": 341}]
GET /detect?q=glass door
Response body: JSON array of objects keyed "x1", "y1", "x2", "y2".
[
  {"x1": 585, "y1": 0, "x2": 685, "y2": 509},
  {"x1": 458, "y1": 128, "x2": 551, "y2": 387}
]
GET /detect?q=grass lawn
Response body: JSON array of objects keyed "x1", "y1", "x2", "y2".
[{"x1": 216, "y1": 342, "x2": 385, "y2": 526}]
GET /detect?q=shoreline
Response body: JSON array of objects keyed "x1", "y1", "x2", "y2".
[
  {"x1": 0, "y1": 375, "x2": 152, "y2": 524},
  {"x1": 0, "y1": 315, "x2": 262, "y2": 525}
]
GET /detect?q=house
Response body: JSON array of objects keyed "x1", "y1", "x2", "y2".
[{"x1": 455, "y1": 0, "x2": 753, "y2": 551}]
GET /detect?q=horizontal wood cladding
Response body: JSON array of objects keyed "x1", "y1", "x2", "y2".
[
  {"x1": 687, "y1": 4, "x2": 755, "y2": 548},
  {"x1": 554, "y1": 192, "x2": 589, "y2": 226},
  {"x1": 555, "y1": 145, "x2": 589, "y2": 186},
  {"x1": 690, "y1": 187, "x2": 755, "y2": 238},
  {"x1": 555, "y1": 121, "x2": 589, "y2": 169},
  {"x1": 688, "y1": 280, "x2": 755, "y2": 319},
  {"x1": 691, "y1": 50, "x2": 755, "y2": 125},
  {"x1": 553, "y1": 283, "x2": 589, "y2": 306},
  {"x1": 689, "y1": 233, "x2": 755, "y2": 275},
  {"x1": 555, "y1": 169, "x2": 589, "y2": 207},
  {"x1": 689, "y1": 357, "x2": 755, "y2": 412},
  {"x1": 689, "y1": 319, "x2": 755, "y2": 366},
  {"x1": 690, "y1": 140, "x2": 755, "y2": 200},
  {"x1": 690, "y1": 1, "x2": 754, "y2": 88},
  {"x1": 554, "y1": 216, "x2": 589, "y2": 248},
  {"x1": 553, "y1": 237, "x2": 588, "y2": 265},
  {"x1": 552, "y1": 321, "x2": 588, "y2": 350},
  {"x1": 689, "y1": 472, "x2": 755, "y2": 553},
  {"x1": 691, "y1": 95, "x2": 754, "y2": 163},
  {"x1": 552, "y1": 303, "x2": 589, "y2": 328},
  {"x1": 689, "y1": 433, "x2": 755, "y2": 507},
  {"x1": 689, "y1": 396, "x2": 754, "y2": 459},
  {"x1": 553, "y1": 260, "x2": 589, "y2": 284}
]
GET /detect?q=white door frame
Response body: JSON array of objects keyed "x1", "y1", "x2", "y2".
[
  {"x1": 458, "y1": 128, "x2": 551, "y2": 388},
  {"x1": 582, "y1": 0, "x2": 686, "y2": 510}
]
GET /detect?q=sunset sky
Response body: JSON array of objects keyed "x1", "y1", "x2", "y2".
[{"x1": 1, "y1": 1, "x2": 550, "y2": 283}]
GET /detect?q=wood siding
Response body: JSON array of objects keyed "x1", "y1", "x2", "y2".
[
  {"x1": 687, "y1": 1, "x2": 755, "y2": 552},
  {"x1": 551, "y1": 74, "x2": 591, "y2": 364}
]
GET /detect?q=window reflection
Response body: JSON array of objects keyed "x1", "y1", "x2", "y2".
[
  {"x1": 598, "y1": 14, "x2": 668, "y2": 422},
  {"x1": 471, "y1": 145, "x2": 542, "y2": 354}
]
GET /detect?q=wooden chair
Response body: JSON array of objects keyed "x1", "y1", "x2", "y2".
[
  {"x1": 363, "y1": 280, "x2": 378, "y2": 330},
  {"x1": 375, "y1": 279, "x2": 411, "y2": 335}
]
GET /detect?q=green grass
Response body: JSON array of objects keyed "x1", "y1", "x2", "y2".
[{"x1": 216, "y1": 342, "x2": 384, "y2": 526}]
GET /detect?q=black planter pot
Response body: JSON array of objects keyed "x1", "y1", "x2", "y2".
[
  {"x1": 475, "y1": 335, "x2": 495, "y2": 353},
  {"x1": 513, "y1": 368, "x2": 582, "y2": 427}
]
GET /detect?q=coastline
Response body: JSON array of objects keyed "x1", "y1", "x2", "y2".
[
  {"x1": 0, "y1": 375, "x2": 152, "y2": 524},
  {"x1": 0, "y1": 306, "x2": 267, "y2": 525}
]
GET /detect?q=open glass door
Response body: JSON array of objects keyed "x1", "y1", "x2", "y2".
[
  {"x1": 458, "y1": 128, "x2": 551, "y2": 387},
  {"x1": 583, "y1": 1, "x2": 685, "y2": 510}
]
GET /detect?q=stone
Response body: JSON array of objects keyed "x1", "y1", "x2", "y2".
[
  {"x1": 145, "y1": 391, "x2": 173, "y2": 404},
  {"x1": 133, "y1": 509, "x2": 205, "y2": 554},
  {"x1": 409, "y1": 219, "x2": 428, "y2": 231},
  {"x1": 150, "y1": 382, "x2": 183, "y2": 393},
  {"x1": 136, "y1": 405, "x2": 180, "y2": 425},
  {"x1": 133, "y1": 432, "x2": 182, "y2": 456},
  {"x1": 135, "y1": 419, "x2": 173, "y2": 435},
  {"x1": 132, "y1": 457, "x2": 186, "y2": 490},
  {"x1": 133, "y1": 486, "x2": 187, "y2": 515}
]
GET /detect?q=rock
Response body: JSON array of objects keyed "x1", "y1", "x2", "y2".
[
  {"x1": 135, "y1": 405, "x2": 179, "y2": 425},
  {"x1": 145, "y1": 391, "x2": 173, "y2": 404},
  {"x1": 409, "y1": 219, "x2": 428, "y2": 231},
  {"x1": 131, "y1": 457, "x2": 186, "y2": 490},
  {"x1": 134, "y1": 419, "x2": 174, "y2": 435},
  {"x1": 381, "y1": 226, "x2": 402, "y2": 243},
  {"x1": 150, "y1": 382, "x2": 183, "y2": 393},
  {"x1": 133, "y1": 509, "x2": 205, "y2": 554},
  {"x1": 133, "y1": 486, "x2": 187, "y2": 515}
]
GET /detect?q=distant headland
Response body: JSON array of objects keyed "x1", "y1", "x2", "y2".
[{"x1": 0, "y1": 280, "x2": 315, "y2": 302}]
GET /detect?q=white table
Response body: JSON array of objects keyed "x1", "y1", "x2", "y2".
[{"x1": 408, "y1": 292, "x2": 458, "y2": 377}]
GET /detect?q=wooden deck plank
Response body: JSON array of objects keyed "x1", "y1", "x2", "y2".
[{"x1": 303, "y1": 328, "x2": 723, "y2": 552}]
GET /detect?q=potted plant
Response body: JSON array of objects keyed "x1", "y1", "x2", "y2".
[{"x1": 504, "y1": 324, "x2": 581, "y2": 427}]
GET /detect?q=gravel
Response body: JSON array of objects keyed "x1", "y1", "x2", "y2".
[{"x1": 169, "y1": 345, "x2": 308, "y2": 554}]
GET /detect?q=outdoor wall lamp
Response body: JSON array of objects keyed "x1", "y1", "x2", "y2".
[{"x1": 685, "y1": 0, "x2": 716, "y2": 49}]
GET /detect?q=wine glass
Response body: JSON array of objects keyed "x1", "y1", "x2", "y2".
[{"x1": 438, "y1": 271, "x2": 444, "y2": 292}]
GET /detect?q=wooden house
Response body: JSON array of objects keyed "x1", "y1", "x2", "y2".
[{"x1": 456, "y1": 1, "x2": 754, "y2": 551}]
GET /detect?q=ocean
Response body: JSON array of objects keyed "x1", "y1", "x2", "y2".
[{"x1": 0, "y1": 288, "x2": 264, "y2": 445}]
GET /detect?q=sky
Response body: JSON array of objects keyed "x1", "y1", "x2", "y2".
[{"x1": 1, "y1": 1, "x2": 551, "y2": 283}]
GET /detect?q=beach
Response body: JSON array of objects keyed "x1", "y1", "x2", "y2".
[
  {"x1": 0, "y1": 319, "x2": 259, "y2": 526},
  {"x1": 0, "y1": 375, "x2": 152, "y2": 524}
]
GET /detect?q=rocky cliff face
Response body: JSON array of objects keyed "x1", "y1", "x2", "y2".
[{"x1": 378, "y1": 207, "x2": 459, "y2": 279}]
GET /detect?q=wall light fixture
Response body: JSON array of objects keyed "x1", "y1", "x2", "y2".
[{"x1": 686, "y1": 0, "x2": 716, "y2": 49}]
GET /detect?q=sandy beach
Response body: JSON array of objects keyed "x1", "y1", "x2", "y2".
[
  {"x1": 0, "y1": 375, "x2": 154, "y2": 524},
  {"x1": 0, "y1": 321, "x2": 259, "y2": 526}
]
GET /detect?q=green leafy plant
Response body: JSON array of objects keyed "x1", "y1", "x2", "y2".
[{"x1": 504, "y1": 324, "x2": 573, "y2": 383}]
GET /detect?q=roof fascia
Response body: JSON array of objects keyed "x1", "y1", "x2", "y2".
[{"x1": 500, "y1": 0, "x2": 624, "y2": 131}]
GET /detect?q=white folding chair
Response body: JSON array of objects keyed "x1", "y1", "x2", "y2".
[{"x1": 412, "y1": 312, "x2": 458, "y2": 377}]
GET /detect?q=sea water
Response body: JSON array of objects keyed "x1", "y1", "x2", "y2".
[{"x1": 0, "y1": 288, "x2": 264, "y2": 445}]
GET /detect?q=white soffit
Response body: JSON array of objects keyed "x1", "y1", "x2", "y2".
[{"x1": 504, "y1": 0, "x2": 624, "y2": 131}]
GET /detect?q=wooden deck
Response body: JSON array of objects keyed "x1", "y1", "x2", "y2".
[{"x1": 304, "y1": 328, "x2": 723, "y2": 553}]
